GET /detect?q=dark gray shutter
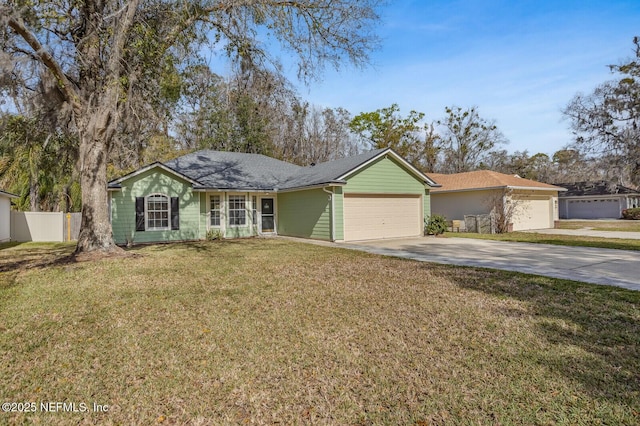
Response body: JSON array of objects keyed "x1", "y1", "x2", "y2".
[
  {"x1": 135, "y1": 197, "x2": 145, "y2": 231},
  {"x1": 171, "y1": 197, "x2": 179, "y2": 230}
]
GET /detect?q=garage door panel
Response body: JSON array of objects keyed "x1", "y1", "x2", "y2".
[
  {"x1": 568, "y1": 198, "x2": 620, "y2": 219},
  {"x1": 344, "y1": 194, "x2": 421, "y2": 241},
  {"x1": 512, "y1": 196, "x2": 551, "y2": 231}
]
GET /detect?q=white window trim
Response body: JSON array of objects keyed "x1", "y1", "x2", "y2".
[
  {"x1": 209, "y1": 194, "x2": 222, "y2": 228},
  {"x1": 227, "y1": 194, "x2": 247, "y2": 227},
  {"x1": 146, "y1": 193, "x2": 171, "y2": 231}
]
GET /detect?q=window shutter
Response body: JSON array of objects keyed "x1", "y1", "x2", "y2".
[
  {"x1": 135, "y1": 197, "x2": 145, "y2": 231},
  {"x1": 171, "y1": 197, "x2": 180, "y2": 230}
]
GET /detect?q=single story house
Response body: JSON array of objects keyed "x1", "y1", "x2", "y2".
[
  {"x1": 555, "y1": 181, "x2": 640, "y2": 219},
  {"x1": 426, "y1": 171, "x2": 565, "y2": 231},
  {"x1": 108, "y1": 148, "x2": 439, "y2": 244},
  {"x1": 0, "y1": 189, "x2": 18, "y2": 243}
]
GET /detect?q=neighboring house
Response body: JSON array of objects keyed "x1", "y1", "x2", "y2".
[
  {"x1": 426, "y1": 171, "x2": 565, "y2": 231},
  {"x1": 555, "y1": 181, "x2": 640, "y2": 219},
  {"x1": 108, "y1": 148, "x2": 439, "y2": 244},
  {"x1": 0, "y1": 189, "x2": 18, "y2": 243}
]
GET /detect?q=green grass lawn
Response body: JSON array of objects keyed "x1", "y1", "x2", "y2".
[
  {"x1": 447, "y1": 231, "x2": 640, "y2": 251},
  {"x1": 556, "y1": 219, "x2": 640, "y2": 232},
  {"x1": 1, "y1": 240, "x2": 639, "y2": 424}
]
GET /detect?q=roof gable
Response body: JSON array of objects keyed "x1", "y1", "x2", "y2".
[
  {"x1": 427, "y1": 170, "x2": 564, "y2": 193},
  {"x1": 108, "y1": 162, "x2": 201, "y2": 189}
]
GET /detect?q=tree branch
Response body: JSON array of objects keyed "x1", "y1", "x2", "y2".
[{"x1": 6, "y1": 14, "x2": 81, "y2": 112}]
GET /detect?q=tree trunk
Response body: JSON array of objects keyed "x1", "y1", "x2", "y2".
[
  {"x1": 75, "y1": 115, "x2": 120, "y2": 254},
  {"x1": 29, "y1": 180, "x2": 40, "y2": 212}
]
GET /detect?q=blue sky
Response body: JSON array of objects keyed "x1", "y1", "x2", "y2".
[{"x1": 289, "y1": 0, "x2": 640, "y2": 156}]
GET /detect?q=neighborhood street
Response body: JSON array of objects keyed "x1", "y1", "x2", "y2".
[{"x1": 342, "y1": 237, "x2": 640, "y2": 291}]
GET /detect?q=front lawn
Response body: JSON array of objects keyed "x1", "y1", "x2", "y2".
[
  {"x1": 447, "y1": 231, "x2": 640, "y2": 251},
  {"x1": 557, "y1": 219, "x2": 640, "y2": 232},
  {"x1": 1, "y1": 240, "x2": 639, "y2": 424}
]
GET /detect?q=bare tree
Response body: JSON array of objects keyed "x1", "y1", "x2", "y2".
[
  {"x1": 563, "y1": 37, "x2": 640, "y2": 187},
  {"x1": 484, "y1": 189, "x2": 523, "y2": 234},
  {"x1": 437, "y1": 106, "x2": 508, "y2": 173}
]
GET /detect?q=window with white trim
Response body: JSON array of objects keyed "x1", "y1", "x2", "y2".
[
  {"x1": 228, "y1": 195, "x2": 246, "y2": 226},
  {"x1": 147, "y1": 194, "x2": 169, "y2": 230},
  {"x1": 210, "y1": 195, "x2": 221, "y2": 227},
  {"x1": 252, "y1": 196, "x2": 257, "y2": 225}
]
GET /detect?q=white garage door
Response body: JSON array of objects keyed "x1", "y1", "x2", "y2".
[
  {"x1": 343, "y1": 194, "x2": 422, "y2": 241},
  {"x1": 567, "y1": 198, "x2": 621, "y2": 219},
  {"x1": 512, "y1": 196, "x2": 552, "y2": 231}
]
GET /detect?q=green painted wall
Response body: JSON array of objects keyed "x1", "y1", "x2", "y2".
[
  {"x1": 343, "y1": 156, "x2": 426, "y2": 195},
  {"x1": 339, "y1": 155, "x2": 431, "y2": 234},
  {"x1": 277, "y1": 188, "x2": 331, "y2": 240},
  {"x1": 199, "y1": 192, "x2": 207, "y2": 239},
  {"x1": 111, "y1": 168, "x2": 200, "y2": 245},
  {"x1": 333, "y1": 186, "x2": 344, "y2": 241},
  {"x1": 424, "y1": 188, "x2": 431, "y2": 222}
]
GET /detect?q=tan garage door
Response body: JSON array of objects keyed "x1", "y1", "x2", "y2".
[
  {"x1": 343, "y1": 194, "x2": 422, "y2": 241},
  {"x1": 512, "y1": 196, "x2": 552, "y2": 231}
]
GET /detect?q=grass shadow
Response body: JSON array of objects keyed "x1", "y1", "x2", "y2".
[
  {"x1": 0, "y1": 243, "x2": 77, "y2": 273},
  {"x1": 444, "y1": 264, "x2": 640, "y2": 410}
]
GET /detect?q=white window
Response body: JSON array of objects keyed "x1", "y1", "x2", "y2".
[
  {"x1": 147, "y1": 194, "x2": 169, "y2": 230},
  {"x1": 252, "y1": 196, "x2": 257, "y2": 225},
  {"x1": 228, "y1": 195, "x2": 246, "y2": 226},
  {"x1": 210, "y1": 195, "x2": 221, "y2": 227}
]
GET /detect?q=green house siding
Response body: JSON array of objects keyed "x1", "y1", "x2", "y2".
[
  {"x1": 278, "y1": 188, "x2": 331, "y2": 240},
  {"x1": 111, "y1": 168, "x2": 200, "y2": 245},
  {"x1": 424, "y1": 189, "x2": 431, "y2": 220},
  {"x1": 343, "y1": 156, "x2": 426, "y2": 195},
  {"x1": 199, "y1": 192, "x2": 207, "y2": 239},
  {"x1": 338, "y1": 155, "x2": 430, "y2": 233},
  {"x1": 333, "y1": 186, "x2": 344, "y2": 241}
]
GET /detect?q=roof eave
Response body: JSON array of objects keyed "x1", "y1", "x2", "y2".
[
  {"x1": 432, "y1": 185, "x2": 564, "y2": 194},
  {"x1": 108, "y1": 162, "x2": 202, "y2": 186},
  {"x1": 277, "y1": 181, "x2": 347, "y2": 193},
  {"x1": 0, "y1": 190, "x2": 19, "y2": 198}
]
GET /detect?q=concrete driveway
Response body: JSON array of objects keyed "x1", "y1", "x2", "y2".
[{"x1": 343, "y1": 237, "x2": 640, "y2": 291}]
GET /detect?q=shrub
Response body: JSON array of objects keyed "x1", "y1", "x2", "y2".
[
  {"x1": 206, "y1": 229, "x2": 224, "y2": 240},
  {"x1": 622, "y1": 208, "x2": 640, "y2": 220},
  {"x1": 425, "y1": 215, "x2": 448, "y2": 235}
]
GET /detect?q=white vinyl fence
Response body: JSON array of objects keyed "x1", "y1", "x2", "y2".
[{"x1": 10, "y1": 212, "x2": 81, "y2": 242}]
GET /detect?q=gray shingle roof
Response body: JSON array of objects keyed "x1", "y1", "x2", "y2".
[
  {"x1": 555, "y1": 181, "x2": 640, "y2": 197},
  {"x1": 157, "y1": 149, "x2": 389, "y2": 190},
  {"x1": 283, "y1": 149, "x2": 387, "y2": 189},
  {"x1": 109, "y1": 148, "x2": 433, "y2": 191},
  {"x1": 164, "y1": 150, "x2": 301, "y2": 190}
]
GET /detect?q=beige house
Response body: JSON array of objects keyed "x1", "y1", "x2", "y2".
[
  {"x1": 427, "y1": 171, "x2": 565, "y2": 231},
  {"x1": 0, "y1": 189, "x2": 18, "y2": 243}
]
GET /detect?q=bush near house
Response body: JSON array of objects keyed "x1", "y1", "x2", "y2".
[
  {"x1": 425, "y1": 214, "x2": 448, "y2": 235},
  {"x1": 622, "y1": 208, "x2": 640, "y2": 220}
]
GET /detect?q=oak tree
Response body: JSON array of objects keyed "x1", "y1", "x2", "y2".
[{"x1": 1, "y1": 0, "x2": 383, "y2": 252}]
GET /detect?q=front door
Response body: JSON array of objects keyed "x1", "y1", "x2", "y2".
[{"x1": 261, "y1": 198, "x2": 275, "y2": 233}]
